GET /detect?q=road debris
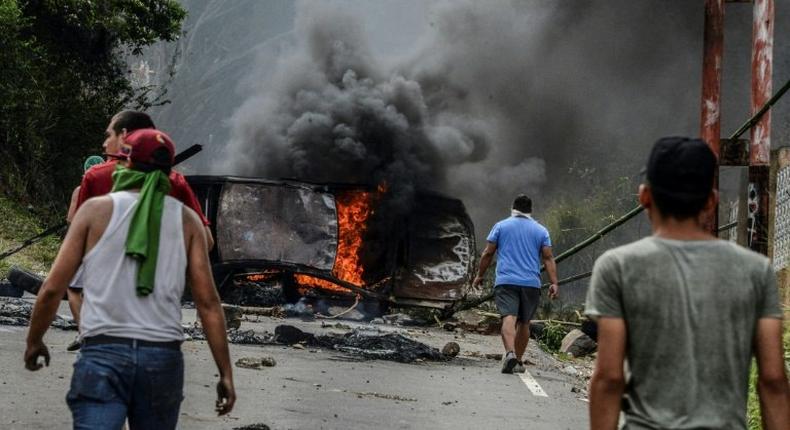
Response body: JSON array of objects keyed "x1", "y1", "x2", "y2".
[
  {"x1": 272, "y1": 325, "x2": 447, "y2": 363},
  {"x1": 352, "y1": 391, "x2": 417, "y2": 402},
  {"x1": 223, "y1": 279, "x2": 284, "y2": 307},
  {"x1": 239, "y1": 306, "x2": 286, "y2": 319},
  {"x1": 235, "y1": 356, "x2": 277, "y2": 369},
  {"x1": 233, "y1": 424, "x2": 271, "y2": 430},
  {"x1": 443, "y1": 310, "x2": 500, "y2": 335},
  {"x1": 441, "y1": 342, "x2": 460, "y2": 357},
  {"x1": 222, "y1": 304, "x2": 243, "y2": 330},
  {"x1": 0, "y1": 298, "x2": 76, "y2": 330},
  {"x1": 183, "y1": 323, "x2": 274, "y2": 345},
  {"x1": 559, "y1": 329, "x2": 597, "y2": 357}
]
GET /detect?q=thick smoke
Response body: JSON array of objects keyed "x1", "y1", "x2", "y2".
[
  {"x1": 223, "y1": 1, "x2": 702, "y2": 235},
  {"x1": 224, "y1": 4, "x2": 473, "y2": 213}
]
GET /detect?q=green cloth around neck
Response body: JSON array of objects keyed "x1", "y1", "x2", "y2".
[{"x1": 111, "y1": 165, "x2": 172, "y2": 296}]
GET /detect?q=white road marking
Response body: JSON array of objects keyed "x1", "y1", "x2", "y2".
[{"x1": 519, "y1": 369, "x2": 548, "y2": 397}]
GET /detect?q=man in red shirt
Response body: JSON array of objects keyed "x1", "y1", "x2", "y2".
[
  {"x1": 75, "y1": 110, "x2": 213, "y2": 246},
  {"x1": 67, "y1": 111, "x2": 213, "y2": 350}
]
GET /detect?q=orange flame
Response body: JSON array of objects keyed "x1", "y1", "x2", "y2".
[
  {"x1": 244, "y1": 270, "x2": 280, "y2": 283},
  {"x1": 295, "y1": 188, "x2": 380, "y2": 293}
]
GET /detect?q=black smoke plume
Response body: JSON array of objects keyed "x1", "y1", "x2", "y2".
[{"x1": 223, "y1": 1, "x2": 703, "y2": 235}]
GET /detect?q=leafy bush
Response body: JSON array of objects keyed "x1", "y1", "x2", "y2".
[
  {"x1": 537, "y1": 320, "x2": 568, "y2": 353},
  {"x1": 0, "y1": 0, "x2": 185, "y2": 217}
]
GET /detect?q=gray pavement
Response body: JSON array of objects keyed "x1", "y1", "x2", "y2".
[{"x1": 0, "y1": 299, "x2": 589, "y2": 429}]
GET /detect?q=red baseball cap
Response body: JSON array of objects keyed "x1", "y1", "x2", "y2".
[{"x1": 123, "y1": 129, "x2": 175, "y2": 167}]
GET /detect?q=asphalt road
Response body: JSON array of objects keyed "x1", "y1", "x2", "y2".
[{"x1": 0, "y1": 299, "x2": 590, "y2": 430}]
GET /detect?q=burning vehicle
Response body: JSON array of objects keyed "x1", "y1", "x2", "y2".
[{"x1": 186, "y1": 176, "x2": 476, "y2": 310}]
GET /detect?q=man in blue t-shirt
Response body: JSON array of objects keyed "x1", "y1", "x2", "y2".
[{"x1": 474, "y1": 194, "x2": 559, "y2": 373}]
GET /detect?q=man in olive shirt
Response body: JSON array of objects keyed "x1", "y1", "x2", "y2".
[{"x1": 586, "y1": 137, "x2": 788, "y2": 429}]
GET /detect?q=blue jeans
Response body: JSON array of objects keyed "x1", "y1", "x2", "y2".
[{"x1": 66, "y1": 341, "x2": 184, "y2": 430}]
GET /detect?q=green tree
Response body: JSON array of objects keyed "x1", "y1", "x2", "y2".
[{"x1": 0, "y1": 0, "x2": 185, "y2": 220}]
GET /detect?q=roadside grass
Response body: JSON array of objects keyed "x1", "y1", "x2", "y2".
[
  {"x1": 0, "y1": 196, "x2": 61, "y2": 279},
  {"x1": 537, "y1": 319, "x2": 569, "y2": 353}
]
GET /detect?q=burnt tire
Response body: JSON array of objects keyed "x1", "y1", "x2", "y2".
[
  {"x1": 8, "y1": 266, "x2": 43, "y2": 295},
  {"x1": 0, "y1": 281, "x2": 23, "y2": 298}
]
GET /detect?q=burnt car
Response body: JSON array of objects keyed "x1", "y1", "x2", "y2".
[{"x1": 186, "y1": 176, "x2": 476, "y2": 309}]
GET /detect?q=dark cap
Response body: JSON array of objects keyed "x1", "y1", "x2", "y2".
[
  {"x1": 645, "y1": 137, "x2": 716, "y2": 200},
  {"x1": 123, "y1": 129, "x2": 175, "y2": 167}
]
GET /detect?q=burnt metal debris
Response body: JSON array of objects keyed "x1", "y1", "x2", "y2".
[
  {"x1": 183, "y1": 324, "x2": 274, "y2": 345},
  {"x1": 186, "y1": 322, "x2": 450, "y2": 364},
  {"x1": 277, "y1": 325, "x2": 447, "y2": 363}
]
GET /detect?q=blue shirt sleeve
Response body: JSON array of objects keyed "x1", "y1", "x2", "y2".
[
  {"x1": 487, "y1": 223, "x2": 500, "y2": 244},
  {"x1": 542, "y1": 228, "x2": 551, "y2": 247}
]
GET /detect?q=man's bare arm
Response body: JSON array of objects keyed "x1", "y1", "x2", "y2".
[
  {"x1": 589, "y1": 317, "x2": 627, "y2": 430},
  {"x1": 185, "y1": 209, "x2": 235, "y2": 415},
  {"x1": 753, "y1": 318, "x2": 790, "y2": 430},
  {"x1": 25, "y1": 201, "x2": 92, "y2": 370},
  {"x1": 473, "y1": 242, "x2": 497, "y2": 288},
  {"x1": 66, "y1": 186, "x2": 80, "y2": 224},
  {"x1": 541, "y1": 246, "x2": 559, "y2": 299},
  {"x1": 204, "y1": 225, "x2": 215, "y2": 251}
]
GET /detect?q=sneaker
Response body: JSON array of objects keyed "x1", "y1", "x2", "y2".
[
  {"x1": 513, "y1": 361, "x2": 526, "y2": 374},
  {"x1": 501, "y1": 351, "x2": 518, "y2": 374},
  {"x1": 66, "y1": 336, "x2": 81, "y2": 352}
]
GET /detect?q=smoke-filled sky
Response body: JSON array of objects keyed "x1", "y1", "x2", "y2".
[{"x1": 145, "y1": 0, "x2": 789, "y2": 238}]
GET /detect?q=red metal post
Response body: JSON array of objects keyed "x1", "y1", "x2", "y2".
[
  {"x1": 700, "y1": 0, "x2": 724, "y2": 234},
  {"x1": 747, "y1": 0, "x2": 774, "y2": 254},
  {"x1": 750, "y1": 0, "x2": 774, "y2": 165}
]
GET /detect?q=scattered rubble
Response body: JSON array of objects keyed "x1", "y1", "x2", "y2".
[
  {"x1": 0, "y1": 298, "x2": 31, "y2": 319},
  {"x1": 320, "y1": 321, "x2": 352, "y2": 330},
  {"x1": 182, "y1": 324, "x2": 273, "y2": 345},
  {"x1": 239, "y1": 306, "x2": 286, "y2": 319},
  {"x1": 233, "y1": 424, "x2": 271, "y2": 430},
  {"x1": 272, "y1": 325, "x2": 447, "y2": 363},
  {"x1": 320, "y1": 327, "x2": 446, "y2": 363},
  {"x1": 283, "y1": 298, "x2": 314, "y2": 319},
  {"x1": 222, "y1": 279, "x2": 284, "y2": 307},
  {"x1": 235, "y1": 356, "x2": 277, "y2": 369},
  {"x1": 185, "y1": 322, "x2": 447, "y2": 363},
  {"x1": 0, "y1": 298, "x2": 76, "y2": 330},
  {"x1": 222, "y1": 305, "x2": 243, "y2": 330},
  {"x1": 229, "y1": 329, "x2": 274, "y2": 345},
  {"x1": 441, "y1": 342, "x2": 460, "y2": 358},
  {"x1": 352, "y1": 391, "x2": 417, "y2": 402},
  {"x1": 443, "y1": 310, "x2": 500, "y2": 335},
  {"x1": 274, "y1": 325, "x2": 315, "y2": 345},
  {"x1": 560, "y1": 329, "x2": 597, "y2": 357},
  {"x1": 371, "y1": 313, "x2": 422, "y2": 327}
]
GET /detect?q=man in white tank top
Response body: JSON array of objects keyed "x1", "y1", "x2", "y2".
[{"x1": 24, "y1": 129, "x2": 235, "y2": 429}]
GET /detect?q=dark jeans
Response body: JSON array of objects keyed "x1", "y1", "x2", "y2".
[{"x1": 66, "y1": 341, "x2": 184, "y2": 430}]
